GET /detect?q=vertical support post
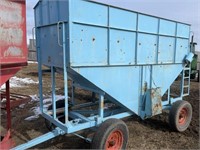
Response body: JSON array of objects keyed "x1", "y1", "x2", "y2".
[
  {"x1": 156, "y1": 19, "x2": 160, "y2": 64},
  {"x1": 36, "y1": 28, "x2": 44, "y2": 113},
  {"x1": 92, "y1": 92, "x2": 96, "y2": 103},
  {"x1": 168, "y1": 87, "x2": 171, "y2": 104},
  {"x1": 107, "y1": 6, "x2": 110, "y2": 65},
  {"x1": 150, "y1": 65, "x2": 153, "y2": 89},
  {"x1": 6, "y1": 80, "x2": 11, "y2": 130},
  {"x1": 62, "y1": 22, "x2": 69, "y2": 126},
  {"x1": 51, "y1": 66, "x2": 56, "y2": 119},
  {"x1": 71, "y1": 81, "x2": 75, "y2": 105},
  {"x1": 135, "y1": 13, "x2": 139, "y2": 64},
  {"x1": 174, "y1": 23, "x2": 178, "y2": 63},
  {"x1": 99, "y1": 94, "x2": 104, "y2": 119},
  {"x1": 139, "y1": 66, "x2": 143, "y2": 116},
  {"x1": 38, "y1": 61, "x2": 43, "y2": 113}
]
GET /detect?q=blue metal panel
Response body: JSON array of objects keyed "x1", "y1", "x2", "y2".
[
  {"x1": 138, "y1": 14, "x2": 159, "y2": 34},
  {"x1": 110, "y1": 29, "x2": 136, "y2": 65},
  {"x1": 110, "y1": 7, "x2": 137, "y2": 30},
  {"x1": 137, "y1": 33, "x2": 157, "y2": 64},
  {"x1": 48, "y1": 1, "x2": 59, "y2": 24},
  {"x1": 34, "y1": 0, "x2": 69, "y2": 27},
  {"x1": 70, "y1": 24, "x2": 108, "y2": 66},
  {"x1": 176, "y1": 38, "x2": 189, "y2": 63},
  {"x1": 151, "y1": 64, "x2": 183, "y2": 95},
  {"x1": 159, "y1": 19, "x2": 176, "y2": 36},
  {"x1": 158, "y1": 36, "x2": 175, "y2": 63},
  {"x1": 73, "y1": 66, "x2": 140, "y2": 114},
  {"x1": 58, "y1": 1, "x2": 69, "y2": 22},
  {"x1": 39, "y1": 25, "x2": 64, "y2": 67},
  {"x1": 41, "y1": 0, "x2": 49, "y2": 25},
  {"x1": 34, "y1": 2, "x2": 41, "y2": 27},
  {"x1": 71, "y1": 0, "x2": 108, "y2": 26},
  {"x1": 177, "y1": 23, "x2": 190, "y2": 38}
]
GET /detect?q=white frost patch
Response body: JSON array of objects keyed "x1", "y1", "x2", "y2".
[
  {"x1": 25, "y1": 95, "x2": 66, "y2": 121},
  {"x1": 0, "y1": 0, "x2": 23, "y2": 24},
  {"x1": 43, "y1": 95, "x2": 66, "y2": 104},
  {"x1": 25, "y1": 107, "x2": 41, "y2": 121},
  {"x1": 4, "y1": 47, "x2": 23, "y2": 57},
  {"x1": 28, "y1": 61, "x2": 38, "y2": 64},
  {"x1": 19, "y1": 104, "x2": 25, "y2": 109},
  {"x1": 30, "y1": 95, "x2": 40, "y2": 102},
  {"x1": 1, "y1": 98, "x2": 6, "y2": 103},
  {"x1": 1, "y1": 76, "x2": 39, "y2": 89},
  {"x1": 0, "y1": 28, "x2": 23, "y2": 45}
]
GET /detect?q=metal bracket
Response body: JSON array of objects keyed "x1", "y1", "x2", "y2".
[{"x1": 57, "y1": 21, "x2": 64, "y2": 47}]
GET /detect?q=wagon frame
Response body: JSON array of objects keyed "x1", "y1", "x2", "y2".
[{"x1": 13, "y1": 0, "x2": 194, "y2": 149}]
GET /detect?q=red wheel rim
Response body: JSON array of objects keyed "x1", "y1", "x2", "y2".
[
  {"x1": 179, "y1": 108, "x2": 188, "y2": 125},
  {"x1": 106, "y1": 130, "x2": 123, "y2": 150}
]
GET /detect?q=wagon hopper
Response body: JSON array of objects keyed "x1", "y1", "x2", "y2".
[{"x1": 13, "y1": 0, "x2": 194, "y2": 149}]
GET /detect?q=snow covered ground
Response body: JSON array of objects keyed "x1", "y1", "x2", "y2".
[
  {"x1": 28, "y1": 61, "x2": 38, "y2": 64},
  {"x1": 1, "y1": 76, "x2": 39, "y2": 89}
]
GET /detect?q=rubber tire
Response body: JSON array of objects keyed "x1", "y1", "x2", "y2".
[
  {"x1": 169, "y1": 100, "x2": 192, "y2": 132},
  {"x1": 45, "y1": 100, "x2": 65, "y2": 131},
  {"x1": 91, "y1": 119, "x2": 129, "y2": 150}
]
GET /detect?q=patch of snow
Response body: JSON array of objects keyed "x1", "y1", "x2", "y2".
[
  {"x1": 28, "y1": 61, "x2": 38, "y2": 64},
  {"x1": 24, "y1": 115, "x2": 39, "y2": 121},
  {"x1": 1, "y1": 98, "x2": 6, "y2": 102},
  {"x1": 104, "y1": 103, "x2": 116, "y2": 110},
  {"x1": 25, "y1": 95, "x2": 66, "y2": 121},
  {"x1": 1, "y1": 76, "x2": 39, "y2": 89},
  {"x1": 43, "y1": 95, "x2": 65, "y2": 104},
  {"x1": 19, "y1": 104, "x2": 25, "y2": 109},
  {"x1": 30, "y1": 95, "x2": 40, "y2": 102}
]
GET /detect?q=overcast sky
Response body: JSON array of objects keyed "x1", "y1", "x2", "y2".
[{"x1": 26, "y1": 0, "x2": 200, "y2": 50}]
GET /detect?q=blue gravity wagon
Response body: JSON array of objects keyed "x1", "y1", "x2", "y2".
[{"x1": 13, "y1": 0, "x2": 194, "y2": 149}]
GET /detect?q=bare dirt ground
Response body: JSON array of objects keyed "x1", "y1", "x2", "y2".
[{"x1": 1, "y1": 63, "x2": 199, "y2": 149}]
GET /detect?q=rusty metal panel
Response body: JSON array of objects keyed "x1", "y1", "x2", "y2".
[
  {"x1": 0, "y1": 0, "x2": 27, "y2": 64},
  {"x1": 151, "y1": 88, "x2": 162, "y2": 116},
  {"x1": 140, "y1": 87, "x2": 162, "y2": 119},
  {"x1": 0, "y1": 0, "x2": 27, "y2": 86}
]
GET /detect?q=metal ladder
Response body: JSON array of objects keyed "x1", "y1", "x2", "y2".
[{"x1": 181, "y1": 65, "x2": 191, "y2": 97}]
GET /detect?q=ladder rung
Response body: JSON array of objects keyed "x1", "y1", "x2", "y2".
[
  {"x1": 183, "y1": 94, "x2": 189, "y2": 97},
  {"x1": 184, "y1": 77, "x2": 190, "y2": 80},
  {"x1": 184, "y1": 68, "x2": 190, "y2": 71},
  {"x1": 184, "y1": 85, "x2": 189, "y2": 88}
]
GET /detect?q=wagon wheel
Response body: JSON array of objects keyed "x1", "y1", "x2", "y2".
[
  {"x1": 91, "y1": 119, "x2": 129, "y2": 150},
  {"x1": 169, "y1": 100, "x2": 192, "y2": 132}
]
